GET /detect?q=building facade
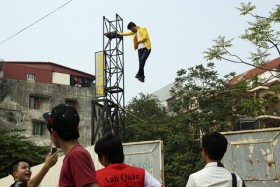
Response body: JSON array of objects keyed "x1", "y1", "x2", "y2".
[
  {"x1": 0, "y1": 61, "x2": 97, "y2": 146},
  {"x1": 229, "y1": 57, "x2": 280, "y2": 128},
  {"x1": 152, "y1": 82, "x2": 175, "y2": 112},
  {"x1": 152, "y1": 58, "x2": 280, "y2": 128}
]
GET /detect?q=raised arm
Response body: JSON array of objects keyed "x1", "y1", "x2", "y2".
[
  {"x1": 119, "y1": 31, "x2": 134, "y2": 36},
  {"x1": 28, "y1": 153, "x2": 58, "y2": 187}
]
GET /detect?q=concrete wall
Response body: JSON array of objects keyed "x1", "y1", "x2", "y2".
[{"x1": 0, "y1": 77, "x2": 96, "y2": 146}]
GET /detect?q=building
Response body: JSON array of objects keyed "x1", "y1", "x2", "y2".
[
  {"x1": 229, "y1": 57, "x2": 280, "y2": 128},
  {"x1": 0, "y1": 61, "x2": 96, "y2": 146},
  {"x1": 152, "y1": 57, "x2": 280, "y2": 128},
  {"x1": 228, "y1": 57, "x2": 280, "y2": 86},
  {"x1": 152, "y1": 82, "x2": 175, "y2": 112}
]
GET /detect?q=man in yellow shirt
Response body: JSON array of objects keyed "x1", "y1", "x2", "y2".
[{"x1": 119, "y1": 22, "x2": 151, "y2": 82}]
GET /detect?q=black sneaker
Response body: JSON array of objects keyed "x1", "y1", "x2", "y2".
[
  {"x1": 138, "y1": 76, "x2": 145, "y2": 82},
  {"x1": 135, "y1": 74, "x2": 140, "y2": 78}
]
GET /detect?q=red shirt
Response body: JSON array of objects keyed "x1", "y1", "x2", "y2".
[
  {"x1": 59, "y1": 145, "x2": 97, "y2": 187},
  {"x1": 96, "y1": 163, "x2": 145, "y2": 187}
]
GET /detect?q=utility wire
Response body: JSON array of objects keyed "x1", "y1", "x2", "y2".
[
  {"x1": 0, "y1": 0, "x2": 73, "y2": 45},
  {"x1": 122, "y1": 107, "x2": 153, "y2": 126},
  {"x1": 122, "y1": 107, "x2": 201, "y2": 137}
]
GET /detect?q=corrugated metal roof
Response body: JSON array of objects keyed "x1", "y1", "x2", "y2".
[
  {"x1": 228, "y1": 57, "x2": 280, "y2": 85},
  {"x1": 0, "y1": 61, "x2": 94, "y2": 78}
]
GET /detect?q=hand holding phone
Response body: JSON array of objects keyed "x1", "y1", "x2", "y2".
[{"x1": 50, "y1": 146, "x2": 58, "y2": 155}]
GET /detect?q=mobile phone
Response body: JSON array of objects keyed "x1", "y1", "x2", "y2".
[{"x1": 50, "y1": 146, "x2": 58, "y2": 155}]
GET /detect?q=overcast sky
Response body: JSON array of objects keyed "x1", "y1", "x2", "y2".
[{"x1": 0, "y1": 0, "x2": 279, "y2": 104}]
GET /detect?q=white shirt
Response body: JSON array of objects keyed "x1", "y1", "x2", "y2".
[
  {"x1": 186, "y1": 162, "x2": 244, "y2": 187},
  {"x1": 137, "y1": 30, "x2": 146, "y2": 49},
  {"x1": 144, "y1": 170, "x2": 162, "y2": 187}
]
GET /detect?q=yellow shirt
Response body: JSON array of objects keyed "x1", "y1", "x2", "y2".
[{"x1": 120, "y1": 26, "x2": 151, "y2": 50}]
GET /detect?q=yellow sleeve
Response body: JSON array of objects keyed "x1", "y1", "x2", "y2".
[{"x1": 119, "y1": 31, "x2": 134, "y2": 36}]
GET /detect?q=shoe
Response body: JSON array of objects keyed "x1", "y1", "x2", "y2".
[
  {"x1": 135, "y1": 74, "x2": 140, "y2": 78},
  {"x1": 138, "y1": 76, "x2": 145, "y2": 83}
]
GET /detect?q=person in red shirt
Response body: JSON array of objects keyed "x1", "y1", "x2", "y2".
[
  {"x1": 43, "y1": 104, "x2": 99, "y2": 187},
  {"x1": 94, "y1": 133, "x2": 161, "y2": 187}
]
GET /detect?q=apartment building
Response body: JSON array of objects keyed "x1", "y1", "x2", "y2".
[{"x1": 0, "y1": 61, "x2": 97, "y2": 146}]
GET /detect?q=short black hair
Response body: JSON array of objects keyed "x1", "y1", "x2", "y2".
[
  {"x1": 127, "y1": 22, "x2": 136, "y2": 30},
  {"x1": 94, "y1": 133, "x2": 124, "y2": 163},
  {"x1": 202, "y1": 132, "x2": 228, "y2": 160},
  {"x1": 10, "y1": 159, "x2": 30, "y2": 176}
]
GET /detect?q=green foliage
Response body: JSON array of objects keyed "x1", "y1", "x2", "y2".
[
  {"x1": 125, "y1": 93, "x2": 169, "y2": 141},
  {"x1": 171, "y1": 61, "x2": 280, "y2": 131},
  {"x1": 237, "y1": 2, "x2": 256, "y2": 15},
  {"x1": 0, "y1": 128, "x2": 50, "y2": 178},
  {"x1": 125, "y1": 3, "x2": 280, "y2": 187},
  {"x1": 204, "y1": 36, "x2": 234, "y2": 62},
  {"x1": 205, "y1": 2, "x2": 280, "y2": 66},
  {"x1": 271, "y1": 5, "x2": 280, "y2": 22},
  {"x1": 202, "y1": 2, "x2": 280, "y2": 120},
  {"x1": 163, "y1": 115, "x2": 203, "y2": 187},
  {"x1": 171, "y1": 62, "x2": 239, "y2": 132},
  {"x1": 125, "y1": 93, "x2": 202, "y2": 187}
]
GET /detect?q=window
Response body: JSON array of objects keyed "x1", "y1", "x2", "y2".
[
  {"x1": 29, "y1": 96, "x2": 40, "y2": 109},
  {"x1": 65, "y1": 98, "x2": 77, "y2": 108},
  {"x1": 29, "y1": 94, "x2": 51, "y2": 110},
  {"x1": 27, "y1": 74, "x2": 36, "y2": 81},
  {"x1": 32, "y1": 121, "x2": 44, "y2": 136}
]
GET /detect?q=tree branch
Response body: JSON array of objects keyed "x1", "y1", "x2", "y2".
[{"x1": 221, "y1": 47, "x2": 279, "y2": 72}]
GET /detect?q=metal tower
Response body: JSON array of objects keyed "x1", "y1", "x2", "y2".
[{"x1": 92, "y1": 14, "x2": 125, "y2": 143}]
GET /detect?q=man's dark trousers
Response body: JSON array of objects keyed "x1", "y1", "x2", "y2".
[{"x1": 137, "y1": 47, "x2": 151, "y2": 78}]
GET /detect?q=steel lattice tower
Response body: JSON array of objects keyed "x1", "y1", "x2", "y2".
[{"x1": 92, "y1": 14, "x2": 125, "y2": 143}]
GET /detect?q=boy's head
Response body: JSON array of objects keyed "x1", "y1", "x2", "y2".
[
  {"x1": 127, "y1": 22, "x2": 137, "y2": 33},
  {"x1": 202, "y1": 132, "x2": 228, "y2": 161},
  {"x1": 43, "y1": 104, "x2": 80, "y2": 141},
  {"x1": 94, "y1": 133, "x2": 124, "y2": 166},
  {"x1": 10, "y1": 159, "x2": 32, "y2": 181}
]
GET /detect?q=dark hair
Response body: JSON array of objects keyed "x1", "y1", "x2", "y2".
[
  {"x1": 127, "y1": 22, "x2": 136, "y2": 30},
  {"x1": 10, "y1": 159, "x2": 30, "y2": 176},
  {"x1": 94, "y1": 133, "x2": 124, "y2": 163},
  {"x1": 45, "y1": 104, "x2": 80, "y2": 140},
  {"x1": 202, "y1": 132, "x2": 228, "y2": 160}
]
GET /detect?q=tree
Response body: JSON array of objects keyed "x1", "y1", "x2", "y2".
[
  {"x1": 204, "y1": 2, "x2": 280, "y2": 81},
  {"x1": 125, "y1": 4, "x2": 280, "y2": 186},
  {"x1": 125, "y1": 93, "x2": 170, "y2": 142},
  {"x1": 125, "y1": 93, "x2": 202, "y2": 187},
  {"x1": 203, "y1": 2, "x2": 280, "y2": 118},
  {"x1": 0, "y1": 128, "x2": 50, "y2": 178},
  {"x1": 170, "y1": 62, "x2": 245, "y2": 132},
  {"x1": 162, "y1": 114, "x2": 203, "y2": 187}
]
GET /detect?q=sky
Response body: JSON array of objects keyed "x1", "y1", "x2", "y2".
[{"x1": 0, "y1": 0, "x2": 279, "y2": 104}]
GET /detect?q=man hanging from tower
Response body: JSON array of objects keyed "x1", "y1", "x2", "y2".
[{"x1": 119, "y1": 22, "x2": 151, "y2": 83}]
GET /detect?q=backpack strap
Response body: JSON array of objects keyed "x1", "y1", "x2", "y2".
[{"x1": 231, "y1": 173, "x2": 237, "y2": 187}]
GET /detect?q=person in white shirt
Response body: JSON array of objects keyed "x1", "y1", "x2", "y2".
[{"x1": 186, "y1": 132, "x2": 246, "y2": 187}]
